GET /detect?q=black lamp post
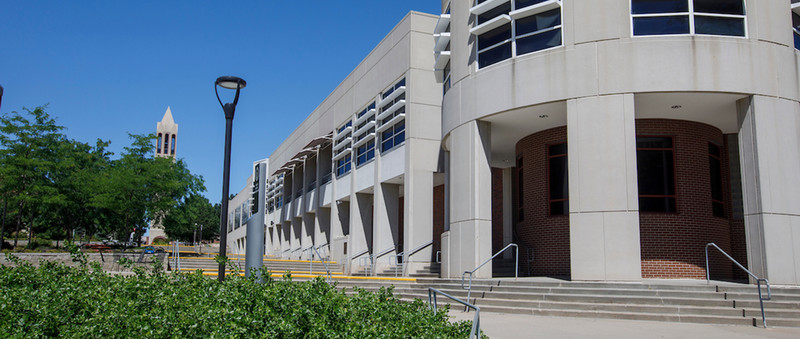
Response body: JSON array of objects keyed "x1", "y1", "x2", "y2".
[{"x1": 214, "y1": 75, "x2": 246, "y2": 281}]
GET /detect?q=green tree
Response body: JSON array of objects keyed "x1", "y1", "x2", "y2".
[
  {"x1": 163, "y1": 194, "x2": 219, "y2": 242},
  {"x1": 0, "y1": 106, "x2": 65, "y2": 247},
  {"x1": 91, "y1": 133, "x2": 204, "y2": 240}
]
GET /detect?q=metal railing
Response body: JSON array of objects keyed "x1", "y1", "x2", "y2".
[
  {"x1": 391, "y1": 241, "x2": 434, "y2": 277},
  {"x1": 290, "y1": 247, "x2": 303, "y2": 260},
  {"x1": 351, "y1": 248, "x2": 371, "y2": 275},
  {"x1": 462, "y1": 243, "x2": 518, "y2": 302},
  {"x1": 171, "y1": 241, "x2": 181, "y2": 271},
  {"x1": 428, "y1": 288, "x2": 481, "y2": 339},
  {"x1": 705, "y1": 242, "x2": 771, "y2": 328},
  {"x1": 310, "y1": 245, "x2": 333, "y2": 284}
]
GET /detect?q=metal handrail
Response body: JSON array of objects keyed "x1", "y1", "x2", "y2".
[
  {"x1": 351, "y1": 248, "x2": 371, "y2": 275},
  {"x1": 462, "y1": 243, "x2": 518, "y2": 302},
  {"x1": 428, "y1": 287, "x2": 480, "y2": 339},
  {"x1": 391, "y1": 241, "x2": 434, "y2": 277},
  {"x1": 290, "y1": 247, "x2": 302, "y2": 260},
  {"x1": 705, "y1": 242, "x2": 771, "y2": 328},
  {"x1": 311, "y1": 245, "x2": 333, "y2": 284}
]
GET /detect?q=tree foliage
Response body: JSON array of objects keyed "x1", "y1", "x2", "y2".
[
  {"x1": 162, "y1": 194, "x2": 219, "y2": 242},
  {"x1": 0, "y1": 106, "x2": 206, "y2": 245}
]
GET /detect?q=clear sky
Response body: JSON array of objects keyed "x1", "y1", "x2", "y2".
[{"x1": 0, "y1": 1, "x2": 443, "y2": 204}]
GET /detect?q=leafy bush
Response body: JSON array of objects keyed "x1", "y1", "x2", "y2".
[
  {"x1": 0, "y1": 252, "x2": 480, "y2": 338},
  {"x1": 25, "y1": 238, "x2": 53, "y2": 250}
]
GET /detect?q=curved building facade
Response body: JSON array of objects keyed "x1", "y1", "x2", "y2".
[{"x1": 438, "y1": 0, "x2": 800, "y2": 284}]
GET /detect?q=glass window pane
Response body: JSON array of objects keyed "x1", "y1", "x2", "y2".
[
  {"x1": 518, "y1": 28, "x2": 562, "y2": 55},
  {"x1": 549, "y1": 156, "x2": 568, "y2": 200},
  {"x1": 639, "y1": 197, "x2": 676, "y2": 212},
  {"x1": 550, "y1": 201, "x2": 568, "y2": 216},
  {"x1": 515, "y1": 8, "x2": 561, "y2": 36},
  {"x1": 637, "y1": 137, "x2": 673, "y2": 149},
  {"x1": 516, "y1": 0, "x2": 548, "y2": 10},
  {"x1": 478, "y1": 43, "x2": 512, "y2": 68},
  {"x1": 709, "y1": 156, "x2": 722, "y2": 201},
  {"x1": 631, "y1": 0, "x2": 688, "y2": 14},
  {"x1": 695, "y1": 16, "x2": 745, "y2": 37},
  {"x1": 637, "y1": 150, "x2": 675, "y2": 196},
  {"x1": 478, "y1": 25, "x2": 512, "y2": 50},
  {"x1": 794, "y1": 31, "x2": 800, "y2": 51},
  {"x1": 549, "y1": 143, "x2": 567, "y2": 156},
  {"x1": 478, "y1": 2, "x2": 511, "y2": 25},
  {"x1": 633, "y1": 16, "x2": 690, "y2": 35},
  {"x1": 712, "y1": 201, "x2": 725, "y2": 218},
  {"x1": 693, "y1": 0, "x2": 744, "y2": 15}
]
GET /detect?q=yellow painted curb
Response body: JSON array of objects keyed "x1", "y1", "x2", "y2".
[{"x1": 194, "y1": 271, "x2": 416, "y2": 282}]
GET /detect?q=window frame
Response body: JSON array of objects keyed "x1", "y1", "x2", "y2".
[
  {"x1": 630, "y1": 0, "x2": 747, "y2": 38},
  {"x1": 546, "y1": 142, "x2": 568, "y2": 216},
  {"x1": 516, "y1": 155, "x2": 524, "y2": 222},
  {"x1": 636, "y1": 135, "x2": 678, "y2": 213},
  {"x1": 708, "y1": 142, "x2": 725, "y2": 218},
  {"x1": 473, "y1": 0, "x2": 564, "y2": 70}
]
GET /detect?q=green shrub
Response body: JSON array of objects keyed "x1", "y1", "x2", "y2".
[
  {"x1": 0, "y1": 253, "x2": 482, "y2": 338},
  {"x1": 25, "y1": 238, "x2": 53, "y2": 250}
]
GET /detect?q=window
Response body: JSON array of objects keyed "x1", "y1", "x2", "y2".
[
  {"x1": 333, "y1": 120, "x2": 353, "y2": 177},
  {"x1": 157, "y1": 133, "x2": 162, "y2": 153},
  {"x1": 442, "y1": 61, "x2": 452, "y2": 95},
  {"x1": 377, "y1": 78, "x2": 407, "y2": 153},
  {"x1": 472, "y1": 0, "x2": 563, "y2": 68},
  {"x1": 275, "y1": 195, "x2": 283, "y2": 208},
  {"x1": 381, "y1": 120, "x2": 405, "y2": 152},
  {"x1": 631, "y1": 0, "x2": 746, "y2": 37},
  {"x1": 163, "y1": 133, "x2": 169, "y2": 154},
  {"x1": 336, "y1": 155, "x2": 352, "y2": 176},
  {"x1": 548, "y1": 143, "x2": 568, "y2": 216},
  {"x1": 171, "y1": 134, "x2": 176, "y2": 155},
  {"x1": 356, "y1": 140, "x2": 375, "y2": 166},
  {"x1": 636, "y1": 136, "x2": 676, "y2": 213},
  {"x1": 708, "y1": 143, "x2": 724, "y2": 217},
  {"x1": 434, "y1": 4, "x2": 453, "y2": 91},
  {"x1": 516, "y1": 156, "x2": 524, "y2": 221}
]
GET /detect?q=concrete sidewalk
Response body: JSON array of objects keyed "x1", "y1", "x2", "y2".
[{"x1": 449, "y1": 311, "x2": 800, "y2": 338}]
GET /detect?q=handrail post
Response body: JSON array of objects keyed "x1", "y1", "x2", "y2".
[
  {"x1": 705, "y1": 242, "x2": 770, "y2": 328},
  {"x1": 428, "y1": 287, "x2": 481, "y2": 339}
]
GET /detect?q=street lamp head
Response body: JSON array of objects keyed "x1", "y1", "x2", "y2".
[{"x1": 215, "y1": 76, "x2": 246, "y2": 90}]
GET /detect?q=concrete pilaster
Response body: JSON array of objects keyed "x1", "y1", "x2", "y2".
[
  {"x1": 301, "y1": 213, "x2": 314, "y2": 260},
  {"x1": 567, "y1": 94, "x2": 641, "y2": 281},
  {"x1": 290, "y1": 218, "x2": 302, "y2": 259},
  {"x1": 404, "y1": 138, "x2": 437, "y2": 273},
  {"x1": 444, "y1": 120, "x2": 493, "y2": 278},
  {"x1": 315, "y1": 207, "x2": 331, "y2": 259},
  {"x1": 738, "y1": 95, "x2": 800, "y2": 285},
  {"x1": 331, "y1": 201, "x2": 349, "y2": 267},
  {"x1": 280, "y1": 222, "x2": 291, "y2": 259},
  {"x1": 373, "y1": 183, "x2": 400, "y2": 272},
  {"x1": 349, "y1": 193, "x2": 373, "y2": 272}
]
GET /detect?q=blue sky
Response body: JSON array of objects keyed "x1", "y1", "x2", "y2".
[{"x1": 0, "y1": 1, "x2": 442, "y2": 204}]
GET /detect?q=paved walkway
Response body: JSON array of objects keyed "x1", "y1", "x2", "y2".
[{"x1": 448, "y1": 311, "x2": 800, "y2": 338}]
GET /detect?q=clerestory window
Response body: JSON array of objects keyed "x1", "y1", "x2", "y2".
[{"x1": 631, "y1": 0, "x2": 746, "y2": 37}]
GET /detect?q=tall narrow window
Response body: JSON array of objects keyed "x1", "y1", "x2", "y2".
[
  {"x1": 163, "y1": 133, "x2": 169, "y2": 154},
  {"x1": 170, "y1": 134, "x2": 176, "y2": 155},
  {"x1": 709, "y1": 143, "x2": 724, "y2": 217},
  {"x1": 516, "y1": 156, "x2": 524, "y2": 221},
  {"x1": 636, "y1": 136, "x2": 676, "y2": 213},
  {"x1": 792, "y1": 9, "x2": 800, "y2": 50},
  {"x1": 548, "y1": 143, "x2": 568, "y2": 215},
  {"x1": 157, "y1": 133, "x2": 162, "y2": 153}
]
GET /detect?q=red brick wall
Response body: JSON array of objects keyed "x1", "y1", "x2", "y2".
[
  {"x1": 515, "y1": 126, "x2": 570, "y2": 277},
  {"x1": 636, "y1": 119, "x2": 733, "y2": 279}
]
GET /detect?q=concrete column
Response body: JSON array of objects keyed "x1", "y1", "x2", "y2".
[
  {"x1": 349, "y1": 193, "x2": 373, "y2": 272},
  {"x1": 567, "y1": 94, "x2": 641, "y2": 281},
  {"x1": 315, "y1": 207, "x2": 331, "y2": 258},
  {"x1": 301, "y1": 213, "x2": 314, "y2": 260},
  {"x1": 374, "y1": 183, "x2": 400, "y2": 273},
  {"x1": 444, "y1": 120, "x2": 493, "y2": 278},
  {"x1": 290, "y1": 218, "x2": 302, "y2": 259},
  {"x1": 331, "y1": 201, "x2": 349, "y2": 266},
  {"x1": 404, "y1": 138, "x2": 437, "y2": 273},
  {"x1": 280, "y1": 222, "x2": 291, "y2": 259},
  {"x1": 738, "y1": 95, "x2": 800, "y2": 285}
]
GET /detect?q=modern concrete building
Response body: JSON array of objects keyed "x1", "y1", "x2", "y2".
[
  {"x1": 227, "y1": 158, "x2": 268, "y2": 256},
  {"x1": 436, "y1": 0, "x2": 800, "y2": 285},
  {"x1": 229, "y1": 1, "x2": 800, "y2": 286}
]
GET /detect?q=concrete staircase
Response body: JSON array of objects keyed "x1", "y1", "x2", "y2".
[
  {"x1": 332, "y1": 278, "x2": 800, "y2": 328},
  {"x1": 171, "y1": 255, "x2": 343, "y2": 277}
]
